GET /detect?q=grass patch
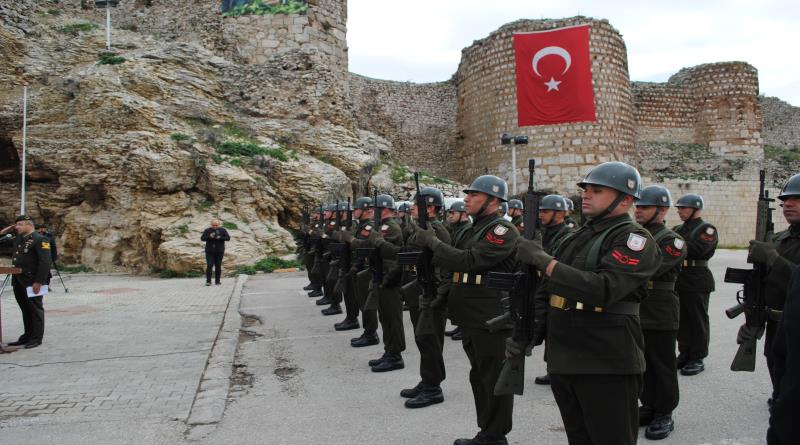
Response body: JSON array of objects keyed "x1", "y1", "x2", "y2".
[
  {"x1": 176, "y1": 224, "x2": 189, "y2": 235},
  {"x1": 57, "y1": 22, "x2": 97, "y2": 35},
  {"x1": 765, "y1": 145, "x2": 800, "y2": 163},
  {"x1": 222, "y1": 222, "x2": 238, "y2": 230},
  {"x1": 235, "y1": 256, "x2": 302, "y2": 275},
  {"x1": 390, "y1": 164, "x2": 411, "y2": 183},
  {"x1": 234, "y1": 265, "x2": 259, "y2": 275},
  {"x1": 154, "y1": 268, "x2": 203, "y2": 279},
  {"x1": 211, "y1": 153, "x2": 224, "y2": 164},
  {"x1": 59, "y1": 264, "x2": 92, "y2": 273},
  {"x1": 317, "y1": 155, "x2": 335, "y2": 165},
  {"x1": 196, "y1": 200, "x2": 212, "y2": 212},
  {"x1": 216, "y1": 142, "x2": 289, "y2": 161},
  {"x1": 230, "y1": 157, "x2": 244, "y2": 167},
  {"x1": 223, "y1": 0, "x2": 308, "y2": 17},
  {"x1": 97, "y1": 53, "x2": 126, "y2": 65},
  {"x1": 419, "y1": 171, "x2": 453, "y2": 185},
  {"x1": 46, "y1": 8, "x2": 62, "y2": 16},
  {"x1": 171, "y1": 132, "x2": 190, "y2": 142}
]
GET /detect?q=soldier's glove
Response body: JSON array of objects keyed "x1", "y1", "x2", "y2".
[
  {"x1": 749, "y1": 240, "x2": 778, "y2": 267},
  {"x1": 414, "y1": 225, "x2": 441, "y2": 250},
  {"x1": 504, "y1": 337, "x2": 534, "y2": 359},
  {"x1": 516, "y1": 237, "x2": 553, "y2": 270},
  {"x1": 736, "y1": 324, "x2": 765, "y2": 344},
  {"x1": 340, "y1": 231, "x2": 355, "y2": 243}
]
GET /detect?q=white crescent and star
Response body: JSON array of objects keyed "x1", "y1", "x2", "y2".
[{"x1": 531, "y1": 46, "x2": 572, "y2": 92}]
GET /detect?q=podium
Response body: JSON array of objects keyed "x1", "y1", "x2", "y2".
[{"x1": 0, "y1": 266, "x2": 22, "y2": 353}]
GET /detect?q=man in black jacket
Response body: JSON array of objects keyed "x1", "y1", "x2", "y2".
[
  {"x1": 201, "y1": 219, "x2": 231, "y2": 286},
  {"x1": 0, "y1": 215, "x2": 52, "y2": 349}
]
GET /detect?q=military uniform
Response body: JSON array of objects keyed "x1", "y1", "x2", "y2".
[
  {"x1": 349, "y1": 217, "x2": 380, "y2": 345},
  {"x1": 640, "y1": 221, "x2": 686, "y2": 432},
  {"x1": 767, "y1": 266, "x2": 800, "y2": 444},
  {"x1": 7, "y1": 229, "x2": 52, "y2": 347},
  {"x1": 372, "y1": 216, "x2": 406, "y2": 368},
  {"x1": 673, "y1": 217, "x2": 718, "y2": 369},
  {"x1": 307, "y1": 216, "x2": 326, "y2": 298}
]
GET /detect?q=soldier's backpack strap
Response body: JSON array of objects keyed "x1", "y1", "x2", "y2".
[
  {"x1": 585, "y1": 221, "x2": 635, "y2": 271},
  {"x1": 773, "y1": 230, "x2": 791, "y2": 245}
]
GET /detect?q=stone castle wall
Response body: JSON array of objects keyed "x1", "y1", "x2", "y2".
[
  {"x1": 348, "y1": 74, "x2": 458, "y2": 177},
  {"x1": 761, "y1": 96, "x2": 800, "y2": 149}
]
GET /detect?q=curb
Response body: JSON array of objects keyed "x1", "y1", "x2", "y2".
[{"x1": 185, "y1": 274, "x2": 248, "y2": 433}]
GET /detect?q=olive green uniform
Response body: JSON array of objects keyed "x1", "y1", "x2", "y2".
[
  {"x1": 537, "y1": 213, "x2": 661, "y2": 445},
  {"x1": 673, "y1": 218, "x2": 718, "y2": 364},
  {"x1": 365, "y1": 218, "x2": 406, "y2": 356},
  {"x1": 8, "y1": 232, "x2": 52, "y2": 344},
  {"x1": 430, "y1": 214, "x2": 519, "y2": 439},
  {"x1": 640, "y1": 222, "x2": 686, "y2": 418},
  {"x1": 351, "y1": 220, "x2": 379, "y2": 336},
  {"x1": 307, "y1": 221, "x2": 326, "y2": 294}
]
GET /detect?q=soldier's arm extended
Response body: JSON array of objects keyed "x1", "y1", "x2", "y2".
[
  {"x1": 687, "y1": 225, "x2": 718, "y2": 258},
  {"x1": 429, "y1": 223, "x2": 518, "y2": 272},
  {"x1": 546, "y1": 229, "x2": 662, "y2": 308},
  {"x1": 34, "y1": 237, "x2": 52, "y2": 284},
  {"x1": 654, "y1": 235, "x2": 687, "y2": 276}
]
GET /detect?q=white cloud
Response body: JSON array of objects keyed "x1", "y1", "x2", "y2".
[{"x1": 347, "y1": 0, "x2": 800, "y2": 105}]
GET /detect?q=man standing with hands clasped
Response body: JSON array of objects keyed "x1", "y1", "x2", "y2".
[
  {"x1": 0, "y1": 215, "x2": 53, "y2": 349},
  {"x1": 201, "y1": 219, "x2": 230, "y2": 286}
]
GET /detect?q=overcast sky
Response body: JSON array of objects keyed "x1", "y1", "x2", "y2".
[{"x1": 348, "y1": 0, "x2": 800, "y2": 106}]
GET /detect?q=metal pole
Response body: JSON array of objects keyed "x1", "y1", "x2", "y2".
[
  {"x1": 20, "y1": 86, "x2": 27, "y2": 215},
  {"x1": 106, "y1": 6, "x2": 111, "y2": 50},
  {"x1": 511, "y1": 145, "x2": 517, "y2": 196}
]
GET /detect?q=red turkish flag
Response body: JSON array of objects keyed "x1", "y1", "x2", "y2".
[{"x1": 514, "y1": 25, "x2": 596, "y2": 126}]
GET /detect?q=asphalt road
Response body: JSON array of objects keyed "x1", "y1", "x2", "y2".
[{"x1": 205, "y1": 249, "x2": 772, "y2": 445}]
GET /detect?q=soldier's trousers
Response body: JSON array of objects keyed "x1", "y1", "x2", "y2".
[
  {"x1": 677, "y1": 290, "x2": 710, "y2": 361},
  {"x1": 355, "y1": 275, "x2": 378, "y2": 335},
  {"x1": 641, "y1": 330, "x2": 679, "y2": 415},
  {"x1": 303, "y1": 251, "x2": 314, "y2": 283},
  {"x1": 550, "y1": 373, "x2": 641, "y2": 445},
  {"x1": 309, "y1": 256, "x2": 324, "y2": 291},
  {"x1": 378, "y1": 286, "x2": 405, "y2": 355},
  {"x1": 343, "y1": 274, "x2": 360, "y2": 321},
  {"x1": 409, "y1": 306, "x2": 447, "y2": 388},
  {"x1": 461, "y1": 327, "x2": 513, "y2": 438},
  {"x1": 12, "y1": 280, "x2": 45, "y2": 343},
  {"x1": 765, "y1": 318, "x2": 784, "y2": 399},
  {"x1": 325, "y1": 263, "x2": 340, "y2": 304}
]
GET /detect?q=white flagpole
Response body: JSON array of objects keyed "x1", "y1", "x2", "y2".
[
  {"x1": 20, "y1": 86, "x2": 27, "y2": 216},
  {"x1": 512, "y1": 145, "x2": 518, "y2": 196},
  {"x1": 106, "y1": 6, "x2": 111, "y2": 50}
]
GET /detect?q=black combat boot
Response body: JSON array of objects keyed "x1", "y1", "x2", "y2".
[
  {"x1": 454, "y1": 432, "x2": 508, "y2": 445},
  {"x1": 405, "y1": 386, "x2": 444, "y2": 408},
  {"x1": 371, "y1": 354, "x2": 404, "y2": 372},
  {"x1": 351, "y1": 333, "x2": 379, "y2": 347},
  {"x1": 534, "y1": 372, "x2": 550, "y2": 385},
  {"x1": 445, "y1": 326, "x2": 460, "y2": 337},
  {"x1": 451, "y1": 328, "x2": 463, "y2": 341},
  {"x1": 321, "y1": 304, "x2": 342, "y2": 315},
  {"x1": 334, "y1": 318, "x2": 360, "y2": 331},
  {"x1": 680, "y1": 359, "x2": 705, "y2": 376},
  {"x1": 303, "y1": 283, "x2": 314, "y2": 291},
  {"x1": 307, "y1": 289, "x2": 323, "y2": 298},
  {"x1": 400, "y1": 381, "x2": 424, "y2": 398},
  {"x1": 315, "y1": 296, "x2": 332, "y2": 306},
  {"x1": 645, "y1": 415, "x2": 675, "y2": 440},
  {"x1": 368, "y1": 353, "x2": 390, "y2": 367}
]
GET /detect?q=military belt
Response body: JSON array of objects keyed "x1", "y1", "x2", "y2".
[
  {"x1": 549, "y1": 295, "x2": 640, "y2": 316},
  {"x1": 647, "y1": 281, "x2": 675, "y2": 291},
  {"x1": 403, "y1": 265, "x2": 417, "y2": 273},
  {"x1": 683, "y1": 259, "x2": 708, "y2": 267},
  {"x1": 452, "y1": 272, "x2": 484, "y2": 285}
]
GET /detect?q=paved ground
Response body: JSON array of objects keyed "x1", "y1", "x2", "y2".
[
  {"x1": 0, "y1": 273, "x2": 236, "y2": 444},
  {"x1": 0, "y1": 250, "x2": 775, "y2": 444},
  {"x1": 205, "y1": 249, "x2": 772, "y2": 445}
]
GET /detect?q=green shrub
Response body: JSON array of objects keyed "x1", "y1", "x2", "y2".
[
  {"x1": 97, "y1": 53, "x2": 126, "y2": 65},
  {"x1": 222, "y1": 222, "x2": 238, "y2": 230},
  {"x1": 223, "y1": 0, "x2": 308, "y2": 17},
  {"x1": 217, "y1": 141, "x2": 264, "y2": 157},
  {"x1": 47, "y1": 8, "x2": 62, "y2": 16},
  {"x1": 234, "y1": 265, "x2": 259, "y2": 275},
  {"x1": 171, "y1": 133, "x2": 190, "y2": 142},
  {"x1": 263, "y1": 148, "x2": 289, "y2": 161},
  {"x1": 57, "y1": 22, "x2": 97, "y2": 35},
  {"x1": 176, "y1": 224, "x2": 189, "y2": 235},
  {"x1": 211, "y1": 154, "x2": 224, "y2": 164},
  {"x1": 156, "y1": 268, "x2": 203, "y2": 279},
  {"x1": 317, "y1": 155, "x2": 335, "y2": 165},
  {"x1": 765, "y1": 145, "x2": 800, "y2": 163},
  {"x1": 196, "y1": 200, "x2": 212, "y2": 212},
  {"x1": 230, "y1": 157, "x2": 244, "y2": 167},
  {"x1": 390, "y1": 165, "x2": 410, "y2": 183},
  {"x1": 254, "y1": 256, "x2": 302, "y2": 273}
]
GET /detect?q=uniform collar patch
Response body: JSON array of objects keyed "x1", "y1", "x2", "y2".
[{"x1": 627, "y1": 233, "x2": 646, "y2": 251}]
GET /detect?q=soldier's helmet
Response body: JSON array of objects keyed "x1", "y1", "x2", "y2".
[
  {"x1": 577, "y1": 161, "x2": 642, "y2": 198},
  {"x1": 415, "y1": 187, "x2": 445, "y2": 207},
  {"x1": 372, "y1": 194, "x2": 396, "y2": 210},
  {"x1": 508, "y1": 199, "x2": 524, "y2": 210},
  {"x1": 565, "y1": 197, "x2": 575, "y2": 212},
  {"x1": 337, "y1": 201, "x2": 352, "y2": 211},
  {"x1": 463, "y1": 175, "x2": 509, "y2": 202},
  {"x1": 397, "y1": 201, "x2": 411, "y2": 213},
  {"x1": 354, "y1": 197, "x2": 373, "y2": 210},
  {"x1": 636, "y1": 186, "x2": 673, "y2": 207},
  {"x1": 675, "y1": 193, "x2": 704, "y2": 209},
  {"x1": 541, "y1": 195, "x2": 568, "y2": 211},
  {"x1": 499, "y1": 202, "x2": 509, "y2": 215},
  {"x1": 779, "y1": 173, "x2": 800, "y2": 201},
  {"x1": 449, "y1": 201, "x2": 466, "y2": 212}
]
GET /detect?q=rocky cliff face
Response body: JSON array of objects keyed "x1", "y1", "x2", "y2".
[{"x1": 0, "y1": 1, "x2": 436, "y2": 274}]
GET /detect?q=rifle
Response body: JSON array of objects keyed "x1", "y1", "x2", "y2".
[
  {"x1": 329, "y1": 199, "x2": 353, "y2": 280},
  {"x1": 397, "y1": 173, "x2": 439, "y2": 336},
  {"x1": 724, "y1": 169, "x2": 777, "y2": 372},
  {"x1": 301, "y1": 206, "x2": 311, "y2": 250},
  {"x1": 484, "y1": 159, "x2": 545, "y2": 395},
  {"x1": 359, "y1": 189, "x2": 383, "y2": 311}
]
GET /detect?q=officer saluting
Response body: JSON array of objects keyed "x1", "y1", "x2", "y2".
[
  {"x1": 414, "y1": 175, "x2": 519, "y2": 445},
  {"x1": 514, "y1": 162, "x2": 661, "y2": 445},
  {"x1": 0, "y1": 215, "x2": 53, "y2": 349}
]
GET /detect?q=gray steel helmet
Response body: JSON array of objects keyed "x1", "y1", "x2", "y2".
[
  {"x1": 372, "y1": 194, "x2": 396, "y2": 210},
  {"x1": 337, "y1": 201, "x2": 352, "y2": 211},
  {"x1": 416, "y1": 187, "x2": 445, "y2": 207},
  {"x1": 397, "y1": 201, "x2": 411, "y2": 212},
  {"x1": 577, "y1": 161, "x2": 642, "y2": 198},
  {"x1": 779, "y1": 173, "x2": 800, "y2": 200},
  {"x1": 508, "y1": 199, "x2": 524, "y2": 210},
  {"x1": 354, "y1": 197, "x2": 372, "y2": 210},
  {"x1": 449, "y1": 201, "x2": 466, "y2": 212},
  {"x1": 540, "y1": 194, "x2": 568, "y2": 211},
  {"x1": 675, "y1": 193, "x2": 704, "y2": 209},
  {"x1": 565, "y1": 197, "x2": 575, "y2": 211},
  {"x1": 463, "y1": 175, "x2": 508, "y2": 202},
  {"x1": 324, "y1": 203, "x2": 337, "y2": 212},
  {"x1": 636, "y1": 185, "x2": 673, "y2": 207},
  {"x1": 498, "y1": 202, "x2": 508, "y2": 214}
]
